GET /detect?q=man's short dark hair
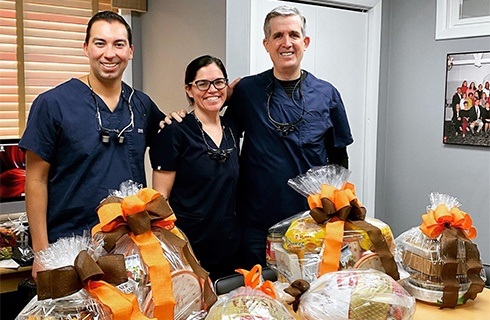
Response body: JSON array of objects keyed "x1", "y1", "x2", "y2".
[{"x1": 85, "y1": 11, "x2": 132, "y2": 45}]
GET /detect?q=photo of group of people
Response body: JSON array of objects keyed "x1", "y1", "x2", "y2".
[{"x1": 444, "y1": 51, "x2": 490, "y2": 147}]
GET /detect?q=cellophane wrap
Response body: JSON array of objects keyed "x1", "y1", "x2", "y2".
[
  {"x1": 267, "y1": 165, "x2": 396, "y2": 283},
  {"x1": 97, "y1": 180, "x2": 213, "y2": 320},
  {"x1": 395, "y1": 192, "x2": 486, "y2": 306},
  {"x1": 298, "y1": 269, "x2": 415, "y2": 320},
  {"x1": 16, "y1": 233, "x2": 112, "y2": 320},
  {"x1": 206, "y1": 287, "x2": 295, "y2": 320}
]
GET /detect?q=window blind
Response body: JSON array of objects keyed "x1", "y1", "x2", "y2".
[{"x1": 0, "y1": 0, "x2": 115, "y2": 138}]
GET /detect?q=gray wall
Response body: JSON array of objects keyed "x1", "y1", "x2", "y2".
[
  {"x1": 376, "y1": 0, "x2": 490, "y2": 263},
  {"x1": 139, "y1": 0, "x2": 490, "y2": 264},
  {"x1": 140, "y1": 0, "x2": 227, "y2": 114}
]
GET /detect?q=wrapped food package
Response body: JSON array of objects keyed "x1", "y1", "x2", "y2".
[
  {"x1": 93, "y1": 181, "x2": 216, "y2": 320},
  {"x1": 207, "y1": 265, "x2": 294, "y2": 320},
  {"x1": 395, "y1": 192, "x2": 486, "y2": 308},
  {"x1": 297, "y1": 269, "x2": 416, "y2": 320},
  {"x1": 16, "y1": 234, "x2": 135, "y2": 320},
  {"x1": 267, "y1": 165, "x2": 399, "y2": 283},
  {"x1": 268, "y1": 211, "x2": 395, "y2": 283}
]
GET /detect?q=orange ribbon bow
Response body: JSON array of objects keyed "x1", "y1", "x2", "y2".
[
  {"x1": 420, "y1": 204, "x2": 477, "y2": 239},
  {"x1": 235, "y1": 264, "x2": 277, "y2": 299},
  {"x1": 92, "y1": 188, "x2": 178, "y2": 320},
  {"x1": 307, "y1": 183, "x2": 364, "y2": 276},
  {"x1": 307, "y1": 182, "x2": 399, "y2": 280}
]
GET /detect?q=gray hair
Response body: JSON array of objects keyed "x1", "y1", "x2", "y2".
[{"x1": 263, "y1": 5, "x2": 307, "y2": 39}]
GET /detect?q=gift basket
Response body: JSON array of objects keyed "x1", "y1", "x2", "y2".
[
  {"x1": 395, "y1": 192, "x2": 486, "y2": 308},
  {"x1": 267, "y1": 165, "x2": 399, "y2": 284},
  {"x1": 16, "y1": 233, "x2": 148, "y2": 320},
  {"x1": 291, "y1": 269, "x2": 415, "y2": 320},
  {"x1": 92, "y1": 181, "x2": 216, "y2": 320},
  {"x1": 206, "y1": 264, "x2": 295, "y2": 320}
]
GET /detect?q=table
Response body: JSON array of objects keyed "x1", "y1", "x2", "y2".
[
  {"x1": 413, "y1": 287, "x2": 490, "y2": 320},
  {"x1": 0, "y1": 266, "x2": 32, "y2": 294}
]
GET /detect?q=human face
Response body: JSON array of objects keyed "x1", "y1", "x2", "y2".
[
  {"x1": 263, "y1": 15, "x2": 310, "y2": 80},
  {"x1": 83, "y1": 20, "x2": 133, "y2": 84},
  {"x1": 185, "y1": 63, "x2": 227, "y2": 114}
]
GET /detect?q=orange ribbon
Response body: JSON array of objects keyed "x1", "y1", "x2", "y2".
[
  {"x1": 92, "y1": 188, "x2": 177, "y2": 320},
  {"x1": 307, "y1": 183, "x2": 366, "y2": 276},
  {"x1": 86, "y1": 280, "x2": 153, "y2": 320},
  {"x1": 235, "y1": 264, "x2": 276, "y2": 299},
  {"x1": 420, "y1": 204, "x2": 477, "y2": 239}
]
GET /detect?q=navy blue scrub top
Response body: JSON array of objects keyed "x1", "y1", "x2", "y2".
[
  {"x1": 149, "y1": 114, "x2": 240, "y2": 262},
  {"x1": 19, "y1": 79, "x2": 164, "y2": 243},
  {"x1": 226, "y1": 69, "x2": 353, "y2": 228}
]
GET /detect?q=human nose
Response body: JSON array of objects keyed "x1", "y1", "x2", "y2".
[
  {"x1": 208, "y1": 82, "x2": 219, "y2": 92},
  {"x1": 104, "y1": 45, "x2": 116, "y2": 58},
  {"x1": 281, "y1": 35, "x2": 292, "y2": 47}
]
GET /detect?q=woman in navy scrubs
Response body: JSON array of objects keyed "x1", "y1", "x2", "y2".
[{"x1": 149, "y1": 55, "x2": 240, "y2": 280}]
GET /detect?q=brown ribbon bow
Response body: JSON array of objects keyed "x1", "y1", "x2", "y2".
[
  {"x1": 37, "y1": 250, "x2": 127, "y2": 300},
  {"x1": 308, "y1": 183, "x2": 399, "y2": 280}
]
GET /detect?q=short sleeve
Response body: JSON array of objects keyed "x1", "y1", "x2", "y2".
[
  {"x1": 149, "y1": 124, "x2": 181, "y2": 171},
  {"x1": 19, "y1": 93, "x2": 61, "y2": 163}
]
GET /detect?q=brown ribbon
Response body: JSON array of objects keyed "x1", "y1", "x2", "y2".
[
  {"x1": 439, "y1": 227, "x2": 484, "y2": 308},
  {"x1": 310, "y1": 196, "x2": 399, "y2": 280},
  {"x1": 37, "y1": 251, "x2": 127, "y2": 300},
  {"x1": 284, "y1": 279, "x2": 310, "y2": 312},
  {"x1": 97, "y1": 195, "x2": 174, "y2": 252}
]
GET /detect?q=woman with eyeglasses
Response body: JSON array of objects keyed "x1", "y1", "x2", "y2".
[{"x1": 149, "y1": 55, "x2": 240, "y2": 280}]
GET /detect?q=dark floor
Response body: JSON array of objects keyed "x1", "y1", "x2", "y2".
[{"x1": 443, "y1": 121, "x2": 490, "y2": 147}]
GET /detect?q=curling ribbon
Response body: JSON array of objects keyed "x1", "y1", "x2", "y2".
[
  {"x1": 235, "y1": 264, "x2": 277, "y2": 299},
  {"x1": 307, "y1": 183, "x2": 399, "y2": 280},
  {"x1": 419, "y1": 204, "x2": 483, "y2": 308},
  {"x1": 92, "y1": 188, "x2": 177, "y2": 320}
]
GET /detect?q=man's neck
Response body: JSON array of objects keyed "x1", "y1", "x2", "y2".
[
  {"x1": 273, "y1": 68, "x2": 302, "y2": 81},
  {"x1": 87, "y1": 73, "x2": 122, "y2": 98}
]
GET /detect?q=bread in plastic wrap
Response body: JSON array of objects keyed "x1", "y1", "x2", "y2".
[
  {"x1": 206, "y1": 287, "x2": 295, "y2": 320},
  {"x1": 297, "y1": 269, "x2": 415, "y2": 320}
]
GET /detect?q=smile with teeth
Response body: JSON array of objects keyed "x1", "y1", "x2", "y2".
[
  {"x1": 280, "y1": 52, "x2": 294, "y2": 56},
  {"x1": 101, "y1": 62, "x2": 118, "y2": 68},
  {"x1": 206, "y1": 96, "x2": 220, "y2": 101}
]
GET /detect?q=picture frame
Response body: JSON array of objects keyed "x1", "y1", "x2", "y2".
[
  {"x1": 443, "y1": 51, "x2": 490, "y2": 147},
  {"x1": 436, "y1": 0, "x2": 490, "y2": 40}
]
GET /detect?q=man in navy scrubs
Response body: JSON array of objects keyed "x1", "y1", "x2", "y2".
[
  {"x1": 225, "y1": 5, "x2": 353, "y2": 268},
  {"x1": 19, "y1": 11, "x2": 164, "y2": 279}
]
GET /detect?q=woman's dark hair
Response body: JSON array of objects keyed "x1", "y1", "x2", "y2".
[
  {"x1": 85, "y1": 11, "x2": 132, "y2": 45},
  {"x1": 184, "y1": 55, "x2": 228, "y2": 104}
]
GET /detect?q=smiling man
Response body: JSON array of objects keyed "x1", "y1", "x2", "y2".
[
  {"x1": 19, "y1": 11, "x2": 165, "y2": 280},
  {"x1": 225, "y1": 5, "x2": 354, "y2": 269}
]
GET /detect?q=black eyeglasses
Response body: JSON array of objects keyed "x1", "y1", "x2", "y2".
[
  {"x1": 189, "y1": 78, "x2": 228, "y2": 91},
  {"x1": 193, "y1": 113, "x2": 236, "y2": 163},
  {"x1": 266, "y1": 77, "x2": 305, "y2": 137}
]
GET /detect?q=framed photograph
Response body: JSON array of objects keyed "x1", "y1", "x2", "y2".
[{"x1": 443, "y1": 51, "x2": 490, "y2": 147}]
